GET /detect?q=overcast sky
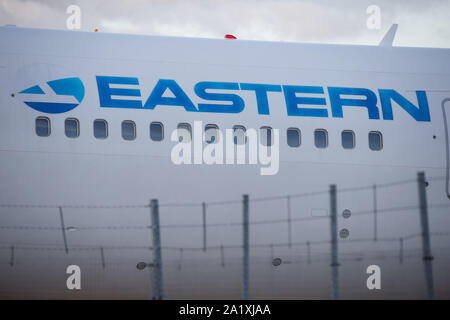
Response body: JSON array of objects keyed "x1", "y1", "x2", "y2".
[{"x1": 1, "y1": 0, "x2": 449, "y2": 48}]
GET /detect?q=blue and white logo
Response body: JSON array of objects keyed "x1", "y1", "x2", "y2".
[{"x1": 19, "y1": 77, "x2": 85, "y2": 114}]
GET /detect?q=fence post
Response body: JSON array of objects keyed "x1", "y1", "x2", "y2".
[
  {"x1": 151, "y1": 199, "x2": 164, "y2": 300},
  {"x1": 178, "y1": 248, "x2": 183, "y2": 271},
  {"x1": 59, "y1": 206, "x2": 69, "y2": 254},
  {"x1": 399, "y1": 237, "x2": 403, "y2": 265},
  {"x1": 270, "y1": 243, "x2": 274, "y2": 262},
  {"x1": 10, "y1": 245, "x2": 14, "y2": 267},
  {"x1": 306, "y1": 241, "x2": 311, "y2": 265},
  {"x1": 220, "y1": 245, "x2": 225, "y2": 267},
  {"x1": 100, "y1": 247, "x2": 106, "y2": 269},
  {"x1": 417, "y1": 172, "x2": 434, "y2": 300},
  {"x1": 243, "y1": 194, "x2": 249, "y2": 300},
  {"x1": 373, "y1": 184, "x2": 378, "y2": 242},
  {"x1": 287, "y1": 196, "x2": 292, "y2": 248},
  {"x1": 202, "y1": 202, "x2": 207, "y2": 252},
  {"x1": 329, "y1": 184, "x2": 339, "y2": 300}
]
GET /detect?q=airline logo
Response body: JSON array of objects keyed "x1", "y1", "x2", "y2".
[
  {"x1": 19, "y1": 74, "x2": 431, "y2": 122},
  {"x1": 19, "y1": 77, "x2": 85, "y2": 114},
  {"x1": 96, "y1": 76, "x2": 431, "y2": 122}
]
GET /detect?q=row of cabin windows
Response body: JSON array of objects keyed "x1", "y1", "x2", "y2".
[{"x1": 35, "y1": 117, "x2": 383, "y2": 151}]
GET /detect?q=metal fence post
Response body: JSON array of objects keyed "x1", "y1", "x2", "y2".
[
  {"x1": 306, "y1": 241, "x2": 311, "y2": 265},
  {"x1": 178, "y1": 248, "x2": 183, "y2": 271},
  {"x1": 220, "y1": 245, "x2": 225, "y2": 267},
  {"x1": 329, "y1": 184, "x2": 339, "y2": 300},
  {"x1": 243, "y1": 194, "x2": 249, "y2": 300},
  {"x1": 10, "y1": 245, "x2": 14, "y2": 267},
  {"x1": 270, "y1": 243, "x2": 274, "y2": 262},
  {"x1": 151, "y1": 199, "x2": 164, "y2": 300},
  {"x1": 202, "y1": 202, "x2": 207, "y2": 252},
  {"x1": 287, "y1": 195, "x2": 292, "y2": 248},
  {"x1": 417, "y1": 172, "x2": 434, "y2": 300},
  {"x1": 59, "y1": 206, "x2": 69, "y2": 254},
  {"x1": 373, "y1": 184, "x2": 378, "y2": 242},
  {"x1": 100, "y1": 247, "x2": 106, "y2": 269}
]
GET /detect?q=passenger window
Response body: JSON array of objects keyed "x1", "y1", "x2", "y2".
[
  {"x1": 369, "y1": 131, "x2": 383, "y2": 150},
  {"x1": 93, "y1": 119, "x2": 108, "y2": 139},
  {"x1": 65, "y1": 118, "x2": 79, "y2": 138},
  {"x1": 122, "y1": 120, "x2": 136, "y2": 141},
  {"x1": 233, "y1": 126, "x2": 246, "y2": 145},
  {"x1": 205, "y1": 124, "x2": 219, "y2": 144},
  {"x1": 36, "y1": 117, "x2": 50, "y2": 137},
  {"x1": 341, "y1": 130, "x2": 355, "y2": 149},
  {"x1": 177, "y1": 123, "x2": 191, "y2": 143},
  {"x1": 150, "y1": 122, "x2": 164, "y2": 141},
  {"x1": 287, "y1": 128, "x2": 301, "y2": 147},
  {"x1": 260, "y1": 126, "x2": 273, "y2": 146},
  {"x1": 314, "y1": 129, "x2": 328, "y2": 148}
]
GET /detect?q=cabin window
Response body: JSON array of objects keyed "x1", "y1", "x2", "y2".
[
  {"x1": 36, "y1": 117, "x2": 50, "y2": 137},
  {"x1": 122, "y1": 120, "x2": 136, "y2": 141},
  {"x1": 341, "y1": 130, "x2": 355, "y2": 149},
  {"x1": 260, "y1": 126, "x2": 273, "y2": 146},
  {"x1": 314, "y1": 129, "x2": 328, "y2": 148},
  {"x1": 369, "y1": 131, "x2": 383, "y2": 150},
  {"x1": 177, "y1": 123, "x2": 191, "y2": 143},
  {"x1": 65, "y1": 118, "x2": 79, "y2": 138},
  {"x1": 150, "y1": 122, "x2": 164, "y2": 141},
  {"x1": 93, "y1": 119, "x2": 108, "y2": 139},
  {"x1": 233, "y1": 126, "x2": 246, "y2": 145},
  {"x1": 205, "y1": 124, "x2": 219, "y2": 144},
  {"x1": 287, "y1": 128, "x2": 301, "y2": 147}
]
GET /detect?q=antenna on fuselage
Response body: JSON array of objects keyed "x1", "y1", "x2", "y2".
[{"x1": 379, "y1": 24, "x2": 398, "y2": 47}]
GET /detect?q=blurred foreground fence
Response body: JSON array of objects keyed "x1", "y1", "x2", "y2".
[{"x1": 1, "y1": 171, "x2": 450, "y2": 299}]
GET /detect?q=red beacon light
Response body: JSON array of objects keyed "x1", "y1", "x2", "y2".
[{"x1": 224, "y1": 34, "x2": 237, "y2": 39}]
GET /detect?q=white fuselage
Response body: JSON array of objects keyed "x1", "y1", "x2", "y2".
[{"x1": 1, "y1": 26, "x2": 450, "y2": 299}]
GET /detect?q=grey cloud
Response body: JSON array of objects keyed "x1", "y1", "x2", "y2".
[{"x1": 0, "y1": 0, "x2": 449, "y2": 48}]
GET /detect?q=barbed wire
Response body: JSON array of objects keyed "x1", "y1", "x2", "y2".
[
  {"x1": 0, "y1": 203, "x2": 448, "y2": 231},
  {"x1": 0, "y1": 231, "x2": 448, "y2": 252},
  {"x1": 0, "y1": 171, "x2": 447, "y2": 300},
  {"x1": 0, "y1": 204, "x2": 149, "y2": 209},
  {"x1": 0, "y1": 175, "x2": 445, "y2": 210},
  {"x1": 2, "y1": 247, "x2": 447, "y2": 270}
]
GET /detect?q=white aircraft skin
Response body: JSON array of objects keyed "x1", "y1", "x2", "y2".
[{"x1": 0, "y1": 26, "x2": 450, "y2": 299}]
